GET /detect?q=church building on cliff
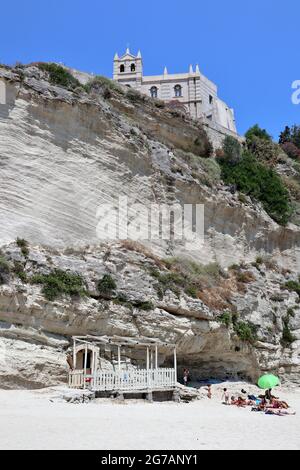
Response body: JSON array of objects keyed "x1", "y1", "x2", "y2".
[{"x1": 113, "y1": 48, "x2": 237, "y2": 134}]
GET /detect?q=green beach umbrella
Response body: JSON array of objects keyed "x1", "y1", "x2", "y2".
[{"x1": 258, "y1": 374, "x2": 280, "y2": 390}]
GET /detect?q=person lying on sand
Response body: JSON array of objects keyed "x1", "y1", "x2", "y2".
[
  {"x1": 265, "y1": 409, "x2": 296, "y2": 416},
  {"x1": 266, "y1": 398, "x2": 289, "y2": 410},
  {"x1": 251, "y1": 398, "x2": 267, "y2": 412},
  {"x1": 232, "y1": 396, "x2": 248, "y2": 407}
]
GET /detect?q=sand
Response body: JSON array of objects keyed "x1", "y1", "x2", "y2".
[{"x1": 0, "y1": 384, "x2": 299, "y2": 450}]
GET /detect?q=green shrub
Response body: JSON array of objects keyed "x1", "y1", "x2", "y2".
[
  {"x1": 238, "y1": 193, "x2": 248, "y2": 204},
  {"x1": 31, "y1": 269, "x2": 86, "y2": 301},
  {"x1": 84, "y1": 75, "x2": 123, "y2": 97},
  {"x1": 247, "y1": 136, "x2": 281, "y2": 164},
  {"x1": 13, "y1": 261, "x2": 27, "y2": 282},
  {"x1": 218, "y1": 311, "x2": 232, "y2": 327},
  {"x1": 193, "y1": 133, "x2": 213, "y2": 158},
  {"x1": 0, "y1": 255, "x2": 10, "y2": 285},
  {"x1": 279, "y1": 125, "x2": 300, "y2": 150},
  {"x1": 184, "y1": 286, "x2": 198, "y2": 298},
  {"x1": 16, "y1": 238, "x2": 29, "y2": 258},
  {"x1": 97, "y1": 274, "x2": 117, "y2": 294},
  {"x1": 16, "y1": 270, "x2": 27, "y2": 283},
  {"x1": 38, "y1": 63, "x2": 81, "y2": 90},
  {"x1": 219, "y1": 152, "x2": 292, "y2": 225},
  {"x1": 245, "y1": 124, "x2": 272, "y2": 143},
  {"x1": 113, "y1": 294, "x2": 154, "y2": 311},
  {"x1": 287, "y1": 308, "x2": 296, "y2": 318},
  {"x1": 0, "y1": 256, "x2": 10, "y2": 274},
  {"x1": 284, "y1": 280, "x2": 300, "y2": 296},
  {"x1": 222, "y1": 136, "x2": 242, "y2": 164},
  {"x1": 132, "y1": 300, "x2": 154, "y2": 311},
  {"x1": 281, "y1": 315, "x2": 296, "y2": 347},
  {"x1": 234, "y1": 321, "x2": 258, "y2": 343}
]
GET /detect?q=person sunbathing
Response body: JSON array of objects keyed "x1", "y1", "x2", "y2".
[
  {"x1": 265, "y1": 408, "x2": 296, "y2": 416},
  {"x1": 267, "y1": 398, "x2": 289, "y2": 410},
  {"x1": 251, "y1": 398, "x2": 267, "y2": 412}
]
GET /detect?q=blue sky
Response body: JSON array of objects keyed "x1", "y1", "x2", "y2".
[{"x1": 0, "y1": 0, "x2": 299, "y2": 138}]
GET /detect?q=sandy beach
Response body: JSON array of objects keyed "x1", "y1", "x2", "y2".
[{"x1": 0, "y1": 384, "x2": 299, "y2": 450}]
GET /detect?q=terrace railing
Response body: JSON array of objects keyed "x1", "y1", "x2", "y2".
[{"x1": 69, "y1": 368, "x2": 176, "y2": 391}]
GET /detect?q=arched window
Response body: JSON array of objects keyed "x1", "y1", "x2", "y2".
[
  {"x1": 174, "y1": 85, "x2": 182, "y2": 98},
  {"x1": 131, "y1": 63, "x2": 136, "y2": 72},
  {"x1": 120, "y1": 64, "x2": 125, "y2": 73},
  {"x1": 150, "y1": 86, "x2": 158, "y2": 98}
]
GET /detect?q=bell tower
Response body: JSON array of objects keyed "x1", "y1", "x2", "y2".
[{"x1": 113, "y1": 48, "x2": 143, "y2": 90}]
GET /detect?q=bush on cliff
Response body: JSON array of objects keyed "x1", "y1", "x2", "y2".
[
  {"x1": 31, "y1": 269, "x2": 86, "y2": 301},
  {"x1": 16, "y1": 238, "x2": 29, "y2": 258},
  {"x1": 97, "y1": 274, "x2": 117, "y2": 294},
  {"x1": 245, "y1": 124, "x2": 272, "y2": 143},
  {"x1": 219, "y1": 151, "x2": 292, "y2": 225},
  {"x1": 233, "y1": 320, "x2": 258, "y2": 343},
  {"x1": 38, "y1": 63, "x2": 81, "y2": 90},
  {"x1": 222, "y1": 136, "x2": 242, "y2": 164}
]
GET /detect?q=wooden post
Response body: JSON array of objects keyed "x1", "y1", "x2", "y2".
[
  {"x1": 73, "y1": 338, "x2": 76, "y2": 369},
  {"x1": 173, "y1": 347, "x2": 177, "y2": 385},
  {"x1": 118, "y1": 346, "x2": 121, "y2": 371},
  {"x1": 146, "y1": 347, "x2": 150, "y2": 388},
  {"x1": 83, "y1": 344, "x2": 88, "y2": 389},
  {"x1": 93, "y1": 349, "x2": 97, "y2": 389},
  {"x1": 146, "y1": 347, "x2": 149, "y2": 370},
  {"x1": 150, "y1": 349, "x2": 153, "y2": 370},
  {"x1": 155, "y1": 345, "x2": 158, "y2": 369}
]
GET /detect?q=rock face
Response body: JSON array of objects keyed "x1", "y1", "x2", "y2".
[
  {"x1": 0, "y1": 64, "x2": 300, "y2": 388},
  {"x1": 0, "y1": 242, "x2": 299, "y2": 389}
]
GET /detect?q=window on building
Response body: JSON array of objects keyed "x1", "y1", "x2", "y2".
[
  {"x1": 120, "y1": 64, "x2": 125, "y2": 73},
  {"x1": 174, "y1": 85, "x2": 182, "y2": 98},
  {"x1": 209, "y1": 95, "x2": 213, "y2": 104},
  {"x1": 150, "y1": 86, "x2": 158, "y2": 98},
  {"x1": 131, "y1": 63, "x2": 136, "y2": 72}
]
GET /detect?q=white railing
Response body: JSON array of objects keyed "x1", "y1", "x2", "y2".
[{"x1": 69, "y1": 368, "x2": 176, "y2": 391}]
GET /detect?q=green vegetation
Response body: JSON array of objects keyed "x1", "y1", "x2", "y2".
[
  {"x1": 281, "y1": 308, "x2": 296, "y2": 347},
  {"x1": 97, "y1": 274, "x2": 117, "y2": 294},
  {"x1": 279, "y1": 125, "x2": 300, "y2": 150},
  {"x1": 31, "y1": 269, "x2": 86, "y2": 301},
  {"x1": 233, "y1": 320, "x2": 258, "y2": 343},
  {"x1": 0, "y1": 254, "x2": 10, "y2": 285},
  {"x1": 184, "y1": 286, "x2": 198, "y2": 298},
  {"x1": 247, "y1": 137, "x2": 284, "y2": 165},
  {"x1": 219, "y1": 152, "x2": 292, "y2": 225},
  {"x1": 283, "y1": 279, "x2": 300, "y2": 296},
  {"x1": 149, "y1": 259, "x2": 224, "y2": 299},
  {"x1": 217, "y1": 312, "x2": 258, "y2": 343},
  {"x1": 13, "y1": 261, "x2": 27, "y2": 283},
  {"x1": 113, "y1": 294, "x2": 154, "y2": 311},
  {"x1": 176, "y1": 150, "x2": 221, "y2": 187},
  {"x1": 16, "y1": 238, "x2": 29, "y2": 258},
  {"x1": 38, "y1": 63, "x2": 81, "y2": 90},
  {"x1": 218, "y1": 311, "x2": 232, "y2": 328},
  {"x1": 192, "y1": 133, "x2": 213, "y2": 158},
  {"x1": 222, "y1": 136, "x2": 242, "y2": 164},
  {"x1": 0, "y1": 256, "x2": 10, "y2": 274},
  {"x1": 245, "y1": 124, "x2": 272, "y2": 143},
  {"x1": 84, "y1": 75, "x2": 123, "y2": 97}
]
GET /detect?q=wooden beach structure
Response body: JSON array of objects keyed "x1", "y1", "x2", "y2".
[{"x1": 68, "y1": 335, "x2": 178, "y2": 400}]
